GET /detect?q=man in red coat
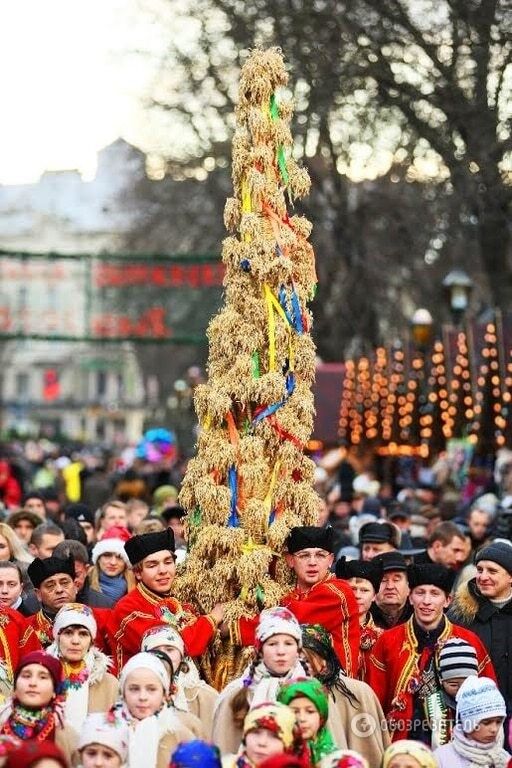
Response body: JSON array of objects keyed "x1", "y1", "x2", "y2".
[
  {"x1": 367, "y1": 562, "x2": 496, "y2": 744},
  {"x1": 24, "y1": 555, "x2": 110, "y2": 653},
  {"x1": 232, "y1": 526, "x2": 360, "y2": 677},
  {"x1": 107, "y1": 528, "x2": 225, "y2": 672},
  {"x1": 0, "y1": 605, "x2": 41, "y2": 700}
]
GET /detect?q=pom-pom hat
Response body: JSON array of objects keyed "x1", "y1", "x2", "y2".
[
  {"x1": 255, "y1": 607, "x2": 302, "y2": 650},
  {"x1": 52, "y1": 602, "x2": 97, "y2": 641},
  {"x1": 124, "y1": 529, "x2": 175, "y2": 566},
  {"x1": 92, "y1": 536, "x2": 131, "y2": 567}
]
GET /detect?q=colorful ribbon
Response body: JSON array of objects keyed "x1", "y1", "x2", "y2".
[{"x1": 227, "y1": 464, "x2": 240, "y2": 527}]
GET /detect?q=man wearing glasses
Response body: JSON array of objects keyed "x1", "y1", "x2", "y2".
[{"x1": 231, "y1": 526, "x2": 360, "y2": 676}]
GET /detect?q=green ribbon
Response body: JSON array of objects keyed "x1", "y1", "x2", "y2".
[
  {"x1": 251, "y1": 350, "x2": 260, "y2": 378},
  {"x1": 270, "y1": 94, "x2": 289, "y2": 184}
]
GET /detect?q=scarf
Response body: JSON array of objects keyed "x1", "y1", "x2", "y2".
[
  {"x1": 0, "y1": 701, "x2": 58, "y2": 742},
  {"x1": 451, "y1": 724, "x2": 509, "y2": 767},
  {"x1": 111, "y1": 699, "x2": 182, "y2": 768},
  {"x1": 99, "y1": 571, "x2": 128, "y2": 602},
  {"x1": 214, "y1": 658, "x2": 307, "y2": 717},
  {"x1": 47, "y1": 643, "x2": 111, "y2": 734}
]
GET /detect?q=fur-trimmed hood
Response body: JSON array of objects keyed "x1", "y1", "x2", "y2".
[
  {"x1": 449, "y1": 578, "x2": 480, "y2": 623},
  {"x1": 450, "y1": 577, "x2": 512, "y2": 624},
  {"x1": 46, "y1": 643, "x2": 112, "y2": 685}
]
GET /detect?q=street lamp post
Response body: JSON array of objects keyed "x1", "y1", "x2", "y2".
[{"x1": 442, "y1": 269, "x2": 474, "y2": 326}]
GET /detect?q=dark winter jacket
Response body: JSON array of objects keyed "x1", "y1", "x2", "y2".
[{"x1": 448, "y1": 577, "x2": 512, "y2": 713}]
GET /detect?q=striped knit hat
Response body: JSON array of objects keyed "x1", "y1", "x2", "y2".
[{"x1": 438, "y1": 637, "x2": 479, "y2": 681}]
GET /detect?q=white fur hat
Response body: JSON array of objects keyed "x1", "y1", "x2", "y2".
[
  {"x1": 120, "y1": 651, "x2": 170, "y2": 694},
  {"x1": 79, "y1": 712, "x2": 129, "y2": 760},
  {"x1": 52, "y1": 602, "x2": 97, "y2": 640},
  {"x1": 92, "y1": 537, "x2": 131, "y2": 566}
]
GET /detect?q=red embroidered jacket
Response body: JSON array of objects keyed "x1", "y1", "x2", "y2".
[
  {"x1": 235, "y1": 574, "x2": 360, "y2": 677},
  {"x1": 0, "y1": 606, "x2": 41, "y2": 684},
  {"x1": 107, "y1": 582, "x2": 217, "y2": 673},
  {"x1": 367, "y1": 616, "x2": 497, "y2": 741}
]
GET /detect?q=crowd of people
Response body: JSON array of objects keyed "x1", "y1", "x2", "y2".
[{"x1": 0, "y1": 443, "x2": 511, "y2": 767}]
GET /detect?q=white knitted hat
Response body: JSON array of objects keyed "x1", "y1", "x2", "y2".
[
  {"x1": 120, "y1": 651, "x2": 170, "y2": 694},
  {"x1": 456, "y1": 676, "x2": 506, "y2": 733},
  {"x1": 141, "y1": 624, "x2": 185, "y2": 656},
  {"x1": 52, "y1": 602, "x2": 97, "y2": 640},
  {"x1": 92, "y1": 537, "x2": 131, "y2": 566},
  {"x1": 78, "y1": 712, "x2": 129, "y2": 760},
  {"x1": 255, "y1": 606, "x2": 302, "y2": 649}
]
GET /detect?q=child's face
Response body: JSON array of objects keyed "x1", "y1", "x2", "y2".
[
  {"x1": 262, "y1": 634, "x2": 299, "y2": 675},
  {"x1": 81, "y1": 744, "x2": 122, "y2": 768},
  {"x1": 154, "y1": 643, "x2": 183, "y2": 673},
  {"x1": 33, "y1": 761, "x2": 67, "y2": 768},
  {"x1": 123, "y1": 669, "x2": 165, "y2": 720},
  {"x1": 287, "y1": 695, "x2": 321, "y2": 741},
  {"x1": 348, "y1": 577, "x2": 375, "y2": 616},
  {"x1": 467, "y1": 716, "x2": 504, "y2": 744},
  {"x1": 441, "y1": 676, "x2": 466, "y2": 697},
  {"x1": 387, "y1": 757, "x2": 422, "y2": 768},
  {"x1": 244, "y1": 728, "x2": 285, "y2": 766},
  {"x1": 15, "y1": 663, "x2": 54, "y2": 708}
]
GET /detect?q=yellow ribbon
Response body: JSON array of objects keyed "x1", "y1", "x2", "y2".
[
  {"x1": 241, "y1": 178, "x2": 252, "y2": 244},
  {"x1": 264, "y1": 284, "x2": 295, "y2": 374},
  {"x1": 263, "y1": 461, "x2": 281, "y2": 515}
]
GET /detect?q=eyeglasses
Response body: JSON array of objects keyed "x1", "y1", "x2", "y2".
[{"x1": 293, "y1": 551, "x2": 331, "y2": 562}]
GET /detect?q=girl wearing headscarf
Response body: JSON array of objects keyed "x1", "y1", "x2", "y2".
[
  {"x1": 77, "y1": 712, "x2": 129, "y2": 768},
  {"x1": 46, "y1": 603, "x2": 118, "y2": 733},
  {"x1": 141, "y1": 624, "x2": 219, "y2": 738},
  {"x1": 0, "y1": 651, "x2": 77, "y2": 766},
  {"x1": 319, "y1": 751, "x2": 369, "y2": 768},
  {"x1": 212, "y1": 608, "x2": 307, "y2": 754},
  {"x1": 381, "y1": 740, "x2": 438, "y2": 768},
  {"x1": 300, "y1": 624, "x2": 389, "y2": 767},
  {"x1": 222, "y1": 702, "x2": 306, "y2": 768},
  {"x1": 112, "y1": 651, "x2": 198, "y2": 768},
  {"x1": 277, "y1": 678, "x2": 337, "y2": 766}
]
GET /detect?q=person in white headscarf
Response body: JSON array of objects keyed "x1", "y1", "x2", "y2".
[
  {"x1": 77, "y1": 712, "x2": 129, "y2": 768},
  {"x1": 212, "y1": 607, "x2": 308, "y2": 754},
  {"x1": 112, "y1": 652, "x2": 198, "y2": 768},
  {"x1": 46, "y1": 602, "x2": 118, "y2": 733},
  {"x1": 141, "y1": 624, "x2": 218, "y2": 738}
]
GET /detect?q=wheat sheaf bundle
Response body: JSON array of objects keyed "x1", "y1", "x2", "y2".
[{"x1": 177, "y1": 47, "x2": 319, "y2": 685}]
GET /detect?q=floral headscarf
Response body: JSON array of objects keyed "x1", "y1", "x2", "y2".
[
  {"x1": 243, "y1": 702, "x2": 300, "y2": 751},
  {"x1": 382, "y1": 740, "x2": 437, "y2": 768}
]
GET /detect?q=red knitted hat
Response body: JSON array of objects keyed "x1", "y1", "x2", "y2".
[
  {"x1": 5, "y1": 739, "x2": 67, "y2": 768},
  {"x1": 15, "y1": 651, "x2": 63, "y2": 692}
]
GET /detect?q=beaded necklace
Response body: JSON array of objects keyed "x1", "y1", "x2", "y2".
[
  {"x1": 62, "y1": 660, "x2": 89, "y2": 692},
  {"x1": 1, "y1": 702, "x2": 55, "y2": 742}
]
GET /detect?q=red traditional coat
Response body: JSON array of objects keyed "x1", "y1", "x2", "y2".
[
  {"x1": 0, "y1": 607, "x2": 41, "y2": 687},
  {"x1": 24, "y1": 607, "x2": 111, "y2": 655},
  {"x1": 235, "y1": 574, "x2": 361, "y2": 677},
  {"x1": 367, "y1": 616, "x2": 497, "y2": 741},
  {"x1": 359, "y1": 614, "x2": 383, "y2": 681},
  {"x1": 107, "y1": 583, "x2": 217, "y2": 673}
]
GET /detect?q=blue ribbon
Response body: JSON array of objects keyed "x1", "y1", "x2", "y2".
[
  {"x1": 227, "y1": 464, "x2": 240, "y2": 527},
  {"x1": 291, "y1": 289, "x2": 304, "y2": 333},
  {"x1": 278, "y1": 285, "x2": 304, "y2": 334}
]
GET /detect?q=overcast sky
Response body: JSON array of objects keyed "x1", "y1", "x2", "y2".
[{"x1": 0, "y1": 0, "x2": 166, "y2": 184}]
